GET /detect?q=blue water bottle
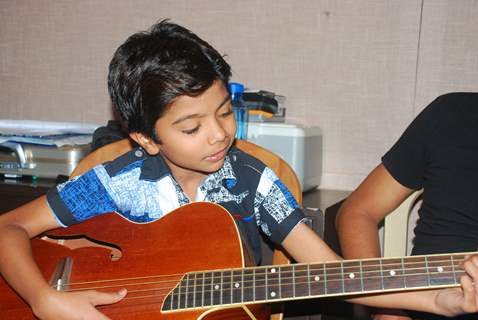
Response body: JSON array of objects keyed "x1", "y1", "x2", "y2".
[{"x1": 228, "y1": 82, "x2": 248, "y2": 140}]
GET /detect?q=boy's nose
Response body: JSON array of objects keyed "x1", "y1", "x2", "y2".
[{"x1": 208, "y1": 120, "x2": 228, "y2": 144}]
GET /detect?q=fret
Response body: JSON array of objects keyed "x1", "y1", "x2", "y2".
[
  {"x1": 242, "y1": 268, "x2": 254, "y2": 303},
  {"x1": 341, "y1": 262, "x2": 345, "y2": 293},
  {"x1": 293, "y1": 264, "x2": 296, "y2": 298},
  {"x1": 293, "y1": 264, "x2": 309, "y2": 298},
  {"x1": 211, "y1": 271, "x2": 222, "y2": 306},
  {"x1": 308, "y1": 264, "x2": 312, "y2": 296},
  {"x1": 185, "y1": 272, "x2": 194, "y2": 308},
  {"x1": 163, "y1": 282, "x2": 175, "y2": 311},
  {"x1": 292, "y1": 264, "x2": 295, "y2": 298},
  {"x1": 379, "y1": 258, "x2": 385, "y2": 290},
  {"x1": 241, "y1": 269, "x2": 244, "y2": 302},
  {"x1": 451, "y1": 255, "x2": 457, "y2": 283},
  {"x1": 401, "y1": 258, "x2": 406, "y2": 288},
  {"x1": 255, "y1": 267, "x2": 267, "y2": 301},
  {"x1": 280, "y1": 265, "x2": 295, "y2": 299},
  {"x1": 221, "y1": 270, "x2": 232, "y2": 305},
  {"x1": 382, "y1": 258, "x2": 405, "y2": 290},
  {"x1": 168, "y1": 284, "x2": 176, "y2": 310},
  {"x1": 203, "y1": 271, "x2": 213, "y2": 306},
  {"x1": 450, "y1": 254, "x2": 466, "y2": 283},
  {"x1": 232, "y1": 269, "x2": 243, "y2": 303},
  {"x1": 359, "y1": 260, "x2": 364, "y2": 292},
  {"x1": 278, "y1": 265, "x2": 282, "y2": 299},
  {"x1": 427, "y1": 254, "x2": 456, "y2": 286},
  {"x1": 193, "y1": 272, "x2": 204, "y2": 308},
  {"x1": 266, "y1": 266, "x2": 280, "y2": 301},
  {"x1": 361, "y1": 259, "x2": 382, "y2": 291},
  {"x1": 403, "y1": 256, "x2": 428, "y2": 288},
  {"x1": 342, "y1": 260, "x2": 363, "y2": 293},
  {"x1": 178, "y1": 274, "x2": 188, "y2": 309},
  {"x1": 309, "y1": 263, "x2": 325, "y2": 296},
  {"x1": 325, "y1": 261, "x2": 343, "y2": 294},
  {"x1": 425, "y1": 256, "x2": 431, "y2": 287}
]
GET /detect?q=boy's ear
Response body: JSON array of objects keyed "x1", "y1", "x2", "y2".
[{"x1": 129, "y1": 132, "x2": 160, "y2": 155}]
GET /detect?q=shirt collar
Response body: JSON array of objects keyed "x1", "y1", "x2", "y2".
[{"x1": 201, "y1": 155, "x2": 237, "y2": 191}]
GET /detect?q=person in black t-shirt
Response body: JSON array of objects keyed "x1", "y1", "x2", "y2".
[{"x1": 336, "y1": 92, "x2": 478, "y2": 320}]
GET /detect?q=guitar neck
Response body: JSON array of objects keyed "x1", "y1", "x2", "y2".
[{"x1": 162, "y1": 252, "x2": 472, "y2": 312}]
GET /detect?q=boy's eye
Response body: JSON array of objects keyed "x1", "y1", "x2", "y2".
[
  {"x1": 182, "y1": 125, "x2": 200, "y2": 135},
  {"x1": 221, "y1": 110, "x2": 234, "y2": 118}
]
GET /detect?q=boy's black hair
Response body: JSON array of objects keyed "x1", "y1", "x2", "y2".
[{"x1": 108, "y1": 20, "x2": 231, "y2": 141}]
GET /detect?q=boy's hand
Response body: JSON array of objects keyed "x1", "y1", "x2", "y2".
[
  {"x1": 434, "y1": 255, "x2": 478, "y2": 317},
  {"x1": 32, "y1": 288, "x2": 127, "y2": 320}
]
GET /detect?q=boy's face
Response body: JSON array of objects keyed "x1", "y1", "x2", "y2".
[{"x1": 131, "y1": 80, "x2": 237, "y2": 177}]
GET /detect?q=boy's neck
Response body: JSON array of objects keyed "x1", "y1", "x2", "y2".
[{"x1": 175, "y1": 173, "x2": 206, "y2": 201}]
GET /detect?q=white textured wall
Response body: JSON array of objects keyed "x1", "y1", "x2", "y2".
[{"x1": 1, "y1": 0, "x2": 478, "y2": 190}]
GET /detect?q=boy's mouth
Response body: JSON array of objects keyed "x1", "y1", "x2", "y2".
[{"x1": 205, "y1": 146, "x2": 229, "y2": 162}]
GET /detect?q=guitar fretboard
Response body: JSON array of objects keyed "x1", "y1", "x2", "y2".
[{"x1": 162, "y1": 252, "x2": 468, "y2": 312}]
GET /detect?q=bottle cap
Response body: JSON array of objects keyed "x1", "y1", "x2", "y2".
[{"x1": 228, "y1": 82, "x2": 244, "y2": 94}]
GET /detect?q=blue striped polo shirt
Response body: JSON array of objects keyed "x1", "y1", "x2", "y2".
[{"x1": 46, "y1": 146, "x2": 305, "y2": 264}]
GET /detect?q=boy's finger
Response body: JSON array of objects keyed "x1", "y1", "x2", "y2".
[
  {"x1": 460, "y1": 276, "x2": 477, "y2": 313},
  {"x1": 90, "y1": 288, "x2": 127, "y2": 306},
  {"x1": 463, "y1": 256, "x2": 478, "y2": 280}
]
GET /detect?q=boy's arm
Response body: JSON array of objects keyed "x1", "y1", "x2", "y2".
[
  {"x1": 335, "y1": 164, "x2": 414, "y2": 259},
  {"x1": 282, "y1": 221, "x2": 478, "y2": 316},
  {"x1": 0, "y1": 195, "x2": 125, "y2": 320},
  {"x1": 0, "y1": 196, "x2": 60, "y2": 304}
]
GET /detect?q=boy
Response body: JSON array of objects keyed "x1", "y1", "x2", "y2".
[{"x1": 0, "y1": 20, "x2": 477, "y2": 320}]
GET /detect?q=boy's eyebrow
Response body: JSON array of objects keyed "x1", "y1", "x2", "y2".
[{"x1": 172, "y1": 95, "x2": 231, "y2": 125}]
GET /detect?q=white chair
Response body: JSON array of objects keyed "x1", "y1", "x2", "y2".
[{"x1": 382, "y1": 189, "x2": 423, "y2": 257}]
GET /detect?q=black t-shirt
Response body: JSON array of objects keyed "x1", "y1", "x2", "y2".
[{"x1": 382, "y1": 92, "x2": 478, "y2": 255}]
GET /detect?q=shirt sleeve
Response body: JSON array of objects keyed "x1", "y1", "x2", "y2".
[
  {"x1": 382, "y1": 98, "x2": 440, "y2": 189},
  {"x1": 253, "y1": 167, "x2": 306, "y2": 244},
  {"x1": 46, "y1": 166, "x2": 119, "y2": 226}
]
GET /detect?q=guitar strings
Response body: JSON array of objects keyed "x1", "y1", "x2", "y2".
[
  {"x1": 61, "y1": 257, "x2": 466, "y2": 290},
  {"x1": 61, "y1": 255, "x2": 466, "y2": 287},
  {"x1": 65, "y1": 266, "x2": 465, "y2": 293},
  {"x1": 57, "y1": 257, "x2": 466, "y2": 304}
]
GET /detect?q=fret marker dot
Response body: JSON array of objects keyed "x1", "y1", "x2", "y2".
[
  {"x1": 437, "y1": 266, "x2": 444, "y2": 273},
  {"x1": 234, "y1": 282, "x2": 240, "y2": 288},
  {"x1": 314, "y1": 275, "x2": 320, "y2": 281},
  {"x1": 349, "y1": 273, "x2": 355, "y2": 279},
  {"x1": 214, "y1": 284, "x2": 220, "y2": 290},
  {"x1": 389, "y1": 270, "x2": 396, "y2": 276},
  {"x1": 270, "y1": 268, "x2": 276, "y2": 273},
  {"x1": 270, "y1": 291, "x2": 276, "y2": 297}
]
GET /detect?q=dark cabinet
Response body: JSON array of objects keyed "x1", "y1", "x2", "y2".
[{"x1": 0, "y1": 178, "x2": 55, "y2": 214}]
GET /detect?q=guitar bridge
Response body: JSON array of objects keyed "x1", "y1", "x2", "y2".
[{"x1": 49, "y1": 257, "x2": 73, "y2": 291}]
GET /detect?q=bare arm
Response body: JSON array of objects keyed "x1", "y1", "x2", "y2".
[
  {"x1": 334, "y1": 164, "x2": 414, "y2": 318},
  {"x1": 0, "y1": 196, "x2": 61, "y2": 306},
  {"x1": 282, "y1": 219, "x2": 478, "y2": 316},
  {"x1": 0, "y1": 196, "x2": 125, "y2": 319},
  {"x1": 335, "y1": 164, "x2": 414, "y2": 259}
]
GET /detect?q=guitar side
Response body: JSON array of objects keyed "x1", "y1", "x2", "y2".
[{"x1": 0, "y1": 202, "x2": 271, "y2": 320}]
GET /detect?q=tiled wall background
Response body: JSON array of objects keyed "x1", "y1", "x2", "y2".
[{"x1": 1, "y1": 0, "x2": 477, "y2": 190}]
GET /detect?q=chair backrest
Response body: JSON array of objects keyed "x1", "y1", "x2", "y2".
[{"x1": 382, "y1": 189, "x2": 423, "y2": 257}]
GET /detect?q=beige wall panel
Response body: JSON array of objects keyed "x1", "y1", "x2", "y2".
[
  {"x1": 0, "y1": 1, "x2": 441, "y2": 191},
  {"x1": 414, "y1": 0, "x2": 478, "y2": 114}
]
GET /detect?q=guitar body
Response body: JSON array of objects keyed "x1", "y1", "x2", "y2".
[{"x1": 0, "y1": 202, "x2": 271, "y2": 320}]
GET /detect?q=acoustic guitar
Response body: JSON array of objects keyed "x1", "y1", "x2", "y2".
[{"x1": 0, "y1": 202, "x2": 472, "y2": 319}]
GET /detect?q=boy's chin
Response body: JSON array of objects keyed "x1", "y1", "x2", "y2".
[{"x1": 201, "y1": 160, "x2": 226, "y2": 174}]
